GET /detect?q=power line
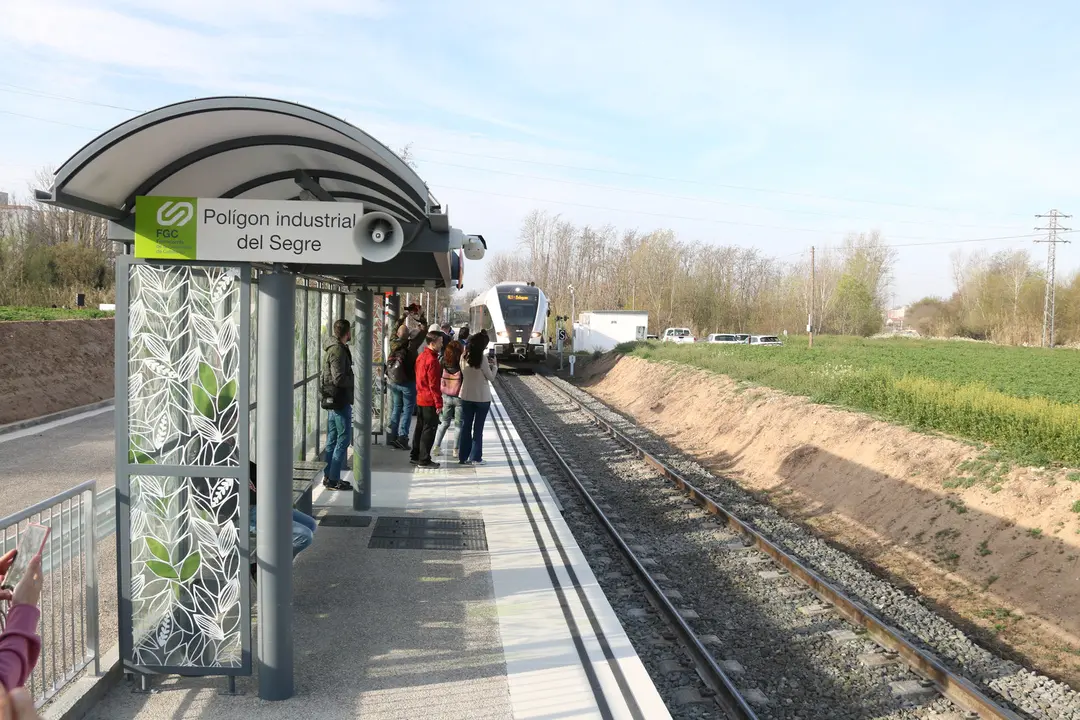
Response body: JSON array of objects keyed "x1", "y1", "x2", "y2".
[
  {"x1": 0, "y1": 84, "x2": 138, "y2": 112},
  {"x1": 439, "y1": 182, "x2": 1049, "y2": 243},
  {"x1": 416, "y1": 156, "x2": 1024, "y2": 232},
  {"x1": 414, "y1": 145, "x2": 1034, "y2": 219},
  {"x1": 1035, "y1": 209, "x2": 1072, "y2": 348},
  {"x1": 0, "y1": 89, "x2": 1065, "y2": 256},
  {"x1": 0, "y1": 81, "x2": 1037, "y2": 220},
  {"x1": 0, "y1": 109, "x2": 102, "y2": 132}
]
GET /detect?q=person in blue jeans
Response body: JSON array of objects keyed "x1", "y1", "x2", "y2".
[
  {"x1": 457, "y1": 331, "x2": 498, "y2": 465},
  {"x1": 247, "y1": 462, "x2": 316, "y2": 564},
  {"x1": 319, "y1": 319, "x2": 354, "y2": 490},
  {"x1": 385, "y1": 316, "x2": 425, "y2": 450},
  {"x1": 248, "y1": 509, "x2": 316, "y2": 558}
]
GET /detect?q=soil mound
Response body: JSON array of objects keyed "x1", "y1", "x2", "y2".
[{"x1": 0, "y1": 319, "x2": 114, "y2": 425}]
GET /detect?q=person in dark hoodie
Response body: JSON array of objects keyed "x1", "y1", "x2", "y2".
[
  {"x1": 319, "y1": 319, "x2": 354, "y2": 490},
  {"x1": 385, "y1": 315, "x2": 428, "y2": 449}
]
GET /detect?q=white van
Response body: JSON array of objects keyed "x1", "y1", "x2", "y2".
[{"x1": 662, "y1": 327, "x2": 696, "y2": 344}]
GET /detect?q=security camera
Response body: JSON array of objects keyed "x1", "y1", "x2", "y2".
[{"x1": 463, "y1": 234, "x2": 487, "y2": 261}]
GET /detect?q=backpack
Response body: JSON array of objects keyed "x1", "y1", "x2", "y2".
[
  {"x1": 440, "y1": 368, "x2": 462, "y2": 397},
  {"x1": 386, "y1": 349, "x2": 407, "y2": 385},
  {"x1": 319, "y1": 348, "x2": 342, "y2": 409}
]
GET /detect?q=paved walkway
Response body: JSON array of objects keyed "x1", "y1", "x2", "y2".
[
  {"x1": 0, "y1": 406, "x2": 113, "y2": 516},
  {"x1": 82, "y1": 389, "x2": 670, "y2": 719}
]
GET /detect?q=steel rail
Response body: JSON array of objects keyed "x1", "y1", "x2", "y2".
[
  {"x1": 497, "y1": 376, "x2": 759, "y2": 720},
  {"x1": 527, "y1": 373, "x2": 1023, "y2": 720}
]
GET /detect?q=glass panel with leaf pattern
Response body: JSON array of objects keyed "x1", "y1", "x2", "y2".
[
  {"x1": 129, "y1": 474, "x2": 243, "y2": 668},
  {"x1": 127, "y1": 265, "x2": 241, "y2": 467}
]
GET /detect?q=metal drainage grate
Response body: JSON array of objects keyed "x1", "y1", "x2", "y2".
[
  {"x1": 368, "y1": 516, "x2": 488, "y2": 551},
  {"x1": 319, "y1": 515, "x2": 374, "y2": 528}
]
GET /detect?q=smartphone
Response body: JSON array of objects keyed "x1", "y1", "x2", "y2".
[
  {"x1": 487, "y1": 347, "x2": 495, "y2": 360},
  {"x1": 2, "y1": 523, "x2": 50, "y2": 591}
]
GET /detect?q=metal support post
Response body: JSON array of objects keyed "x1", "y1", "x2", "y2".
[
  {"x1": 256, "y1": 269, "x2": 295, "y2": 701},
  {"x1": 353, "y1": 290, "x2": 373, "y2": 511},
  {"x1": 83, "y1": 488, "x2": 99, "y2": 675},
  {"x1": 385, "y1": 292, "x2": 399, "y2": 359}
]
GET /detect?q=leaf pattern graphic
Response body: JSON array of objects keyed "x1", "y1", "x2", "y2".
[
  {"x1": 126, "y1": 264, "x2": 246, "y2": 670},
  {"x1": 128, "y1": 264, "x2": 239, "y2": 468},
  {"x1": 194, "y1": 615, "x2": 226, "y2": 642},
  {"x1": 130, "y1": 473, "x2": 243, "y2": 668}
]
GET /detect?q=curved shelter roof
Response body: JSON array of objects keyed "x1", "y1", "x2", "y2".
[{"x1": 38, "y1": 97, "x2": 464, "y2": 289}]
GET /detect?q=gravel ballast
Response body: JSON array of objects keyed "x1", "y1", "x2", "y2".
[
  {"x1": 497, "y1": 375, "x2": 1022, "y2": 719},
  {"x1": 512, "y1": 373, "x2": 1080, "y2": 720}
]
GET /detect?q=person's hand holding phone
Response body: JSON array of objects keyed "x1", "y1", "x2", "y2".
[{"x1": 11, "y1": 556, "x2": 42, "y2": 608}]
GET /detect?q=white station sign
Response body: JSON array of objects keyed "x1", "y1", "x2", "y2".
[{"x1": 134, "y1": 196, "x2": 405, "y2": 264}]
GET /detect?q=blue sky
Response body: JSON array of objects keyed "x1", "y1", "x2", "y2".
[{"x1": 1, "y1": 0, "x2": 1078, "y2": 302}]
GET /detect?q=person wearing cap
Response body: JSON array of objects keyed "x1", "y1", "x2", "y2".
[
  {"x1": 403, "y1": 303, "x2": 424, "y2": 334},
  {"x1": 386, "y1": 313, "x2": 428, "y2": 450}
]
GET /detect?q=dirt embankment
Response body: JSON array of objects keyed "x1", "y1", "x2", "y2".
[
  {"x1": 581, "y1": 354, "x2": 1080, "y2": 687},
  {"x1": 0, "y1": 319, "x2": 114, "y2": 425}
]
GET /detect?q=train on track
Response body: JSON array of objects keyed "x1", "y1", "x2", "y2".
[{"x1": 469, "y1": 281, "x2": 549, "y2": 366}]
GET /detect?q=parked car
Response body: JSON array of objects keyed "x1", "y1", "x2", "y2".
[
  {"x1": 662, "y1": 327, "x2": 696, "y2": 344},
  {"x1": 706, "y1": 333, "x2": 741, "y2": 344},
  {"x1": 750, "y1": 335, "x2": 783, "y2": 346}
]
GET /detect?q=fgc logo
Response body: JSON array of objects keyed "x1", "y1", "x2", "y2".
[{"x1": 156, "y1": 200, "x2": 194, "y2": 227}]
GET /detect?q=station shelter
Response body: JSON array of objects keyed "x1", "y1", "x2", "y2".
[{"x1": 35, "y1": 97, "x2": 483, "y2": 700}]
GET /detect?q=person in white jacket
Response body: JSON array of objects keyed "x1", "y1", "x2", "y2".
[{"x1": 457, "y1": 330, "x2": 497, "y2": 465}]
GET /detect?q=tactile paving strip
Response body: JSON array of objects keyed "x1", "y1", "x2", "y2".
[
  {"x1": 319, "y1": 515, "x2": 374, "y2": 528},
  {"x1": 367, "y1": 516, "x2": 488, "y2": 551}
]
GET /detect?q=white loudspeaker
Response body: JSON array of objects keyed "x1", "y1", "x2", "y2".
[
  {"x1": 353, "y1": 211, "x2": 404, "y2": 262},
  {"x1": 462, "y1": 234, "x2": 487, "y2": 261}
]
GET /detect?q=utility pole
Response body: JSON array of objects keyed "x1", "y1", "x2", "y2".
[
  {"x1": 1035, "y1": 210, "x2": 1072, "y2": 348},
  {"x1": 808, "y1": 245, "x2": 816, "y2": 349}
]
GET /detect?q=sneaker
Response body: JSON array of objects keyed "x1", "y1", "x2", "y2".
[
  {"x1": 458, "y1": 460, "x2": 471, "y2": 466},
  {"x1": 326, "y1": 480, "x2": 353, "y2": 491},
  {"x1": 432, "y1": 445, "x2": 442, "y2": 456},
  {"x1": 394, "y1": 438, "x2": 410, "y2": 450},
  {"x1": 417, "y1": 460, "x2": 441, "y2": 469},
  {"x1": 385, "y1": 434, "x2": 398, "y2": 447},
  {"x1": 471, "y1": 459, "x2": 487, "y2": 466},
  {"x1": 409, "y1": 458, "x2": 420, "y2": 465}
]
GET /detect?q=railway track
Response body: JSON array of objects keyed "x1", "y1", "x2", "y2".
[{"x1": 496, "y1": 372, "x2": 1073, "y2": 720}]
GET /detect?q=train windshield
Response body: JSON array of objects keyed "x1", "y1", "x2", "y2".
[{"x1": 498, "y1": 292, "x2": 539, "y2": 326}]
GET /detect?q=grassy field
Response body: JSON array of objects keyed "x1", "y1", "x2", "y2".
[
  {"x1": 0, "y1": 306, "x2": 115, "y2": 322},
  {"x1": 618, "y1": 336, "x2": 1080, "y2": 467}
]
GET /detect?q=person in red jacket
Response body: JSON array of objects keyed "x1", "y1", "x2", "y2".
[{"x1": 410, "y1": 328, "x2": 445, "y2": 468}]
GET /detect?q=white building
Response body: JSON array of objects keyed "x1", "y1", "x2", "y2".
[{"x1": 573, "y1": 310, "x2": 649, "y2": 353}]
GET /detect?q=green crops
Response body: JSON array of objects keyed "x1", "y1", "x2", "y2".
[{"x1": 618, "y1": 336, "x2": 1080, "y2": 467}]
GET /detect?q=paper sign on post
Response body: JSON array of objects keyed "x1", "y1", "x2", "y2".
[{"x1": 134, "y1": 196, "x2": 388, "y2": 265}]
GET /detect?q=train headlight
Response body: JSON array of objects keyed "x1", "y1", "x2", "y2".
[
  {"x1": 531, "y1": 332, "x2": 542, "y2": 339},
  {"x1": 497, "y1": 331, "x2": 508, "y2": 340}
]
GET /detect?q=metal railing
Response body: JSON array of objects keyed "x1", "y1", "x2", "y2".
[{"x1": 0, "y1": 481, "x2": 100, "y2": 708}]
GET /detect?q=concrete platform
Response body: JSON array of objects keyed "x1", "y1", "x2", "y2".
[{"x1": 83, "y1": 388, "x2": 670, "y2": 720}]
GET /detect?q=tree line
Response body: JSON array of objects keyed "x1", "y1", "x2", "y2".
[
  {"x1": 0, "y1": 175, "x2": 114, "y2": 308},
  {"x1": 908, "y1": 249, "x2": 1080, "y2": 346},
  {"x1": 485, "y1": 209, "x2": 897, "y2": 339}
]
